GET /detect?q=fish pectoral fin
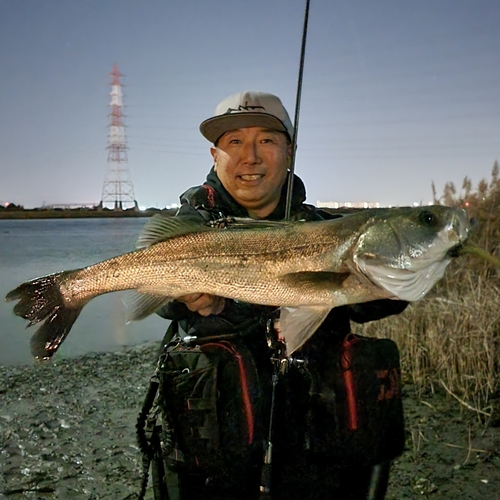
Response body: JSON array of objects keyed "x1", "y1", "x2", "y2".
[
  {"x1": 278, "y1": 305, "x2": 332, "y2": 355},
  {"x1": 125, "y1": 291, "x2": 173, "y2": 321},
  {"x1": 281, "y1": 271, "x2": 350, "y2": 290}
]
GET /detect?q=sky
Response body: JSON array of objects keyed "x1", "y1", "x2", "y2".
[{"x1": 1, "y1": 0, "x2": 499, "y2": 209}]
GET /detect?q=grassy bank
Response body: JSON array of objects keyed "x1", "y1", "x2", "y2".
[
  {"x1": 363, "y1": 167, "x2": 500, "y2": 420},
  {"x1": 360, "y1": 272, "x2": 499, "y2": 419}
]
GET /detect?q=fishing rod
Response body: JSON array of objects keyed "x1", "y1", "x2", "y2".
[
  {"x1": 259, "y1": 6, "x2": 312, "y2": 499},
  {"x1": 284, "y1": 0, "x2": 311, "y2": 221}
]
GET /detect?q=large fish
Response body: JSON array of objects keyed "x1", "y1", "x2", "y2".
[{"x1": 6, "y1": 206, "x2": 470, "y2": 358}]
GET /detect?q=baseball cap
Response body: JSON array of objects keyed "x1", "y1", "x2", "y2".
[{"x1": 199, "y1": 91, "x2": 294, "y2": 144}]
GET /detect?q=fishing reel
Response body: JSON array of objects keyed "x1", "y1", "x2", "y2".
[
  {"x1": 206, "y1": 215, "x2": 236, "y2": 229},
  {"x1": 265, "y1": 312, "x2": 306, "y2": 374}
]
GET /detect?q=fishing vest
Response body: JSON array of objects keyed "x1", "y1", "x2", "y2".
[
  {"x1": 156, "y1": 332, "x2": 268, "y2": 484},
  {"x1": 154, "y1": 331, "x2": 404, "y2": 475},
  {"x1": 299, "y1": 333, "x2": 405, "y2": 464}
]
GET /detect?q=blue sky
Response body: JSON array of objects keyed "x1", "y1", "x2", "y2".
[{"x1": 1, "y1": 0, "x2": 499, "y2": 208}]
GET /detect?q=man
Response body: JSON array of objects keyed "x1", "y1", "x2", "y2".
[{"x1": 155, "y1": 91, "x2": 407, "y2": 499}]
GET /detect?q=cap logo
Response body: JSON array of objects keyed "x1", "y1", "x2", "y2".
[{"x1": 225, "y1": 101, "x2": 265, "y2": 114}]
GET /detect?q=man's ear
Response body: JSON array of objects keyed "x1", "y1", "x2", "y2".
[{"x1": 210, "y1": 146, "x2": 217, "y2": 171}]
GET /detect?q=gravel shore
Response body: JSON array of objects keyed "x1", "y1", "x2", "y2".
[{"x1": 1, "y1": 342, "x2": 499, "y2": 499}]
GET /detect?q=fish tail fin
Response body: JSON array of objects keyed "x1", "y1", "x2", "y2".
[
  {"x1": 29, "y1": 307, "x2": 83, "y2": 360},
  {"x1": 5, "y1": 271, "x2": 83, "y2": 360}
]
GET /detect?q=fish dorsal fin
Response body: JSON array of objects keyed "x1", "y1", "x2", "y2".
[
  {"x1": 136, "y1": 215, "x2": 300, "y2": 248},
  {"x1": 136, "y1": 214, "x2": 210, "y2": 249},
  {"x1": 223, "y1": 217, "x2": 300, "y2": 230},
  {"x1": 279, "y1": 305, "x2": 332, "y2": 354}
]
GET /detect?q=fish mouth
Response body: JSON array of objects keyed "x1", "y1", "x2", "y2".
[{"x1": 446, "y1": 243, "x2": 464, "y2": 259}]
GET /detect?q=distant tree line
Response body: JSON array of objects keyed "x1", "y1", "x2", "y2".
[{"x1": 0, "y1": 202, "x2": 24, "y2": 211}]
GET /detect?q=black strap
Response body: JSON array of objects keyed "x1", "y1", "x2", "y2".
[
  {"x1": 136, "y1": 377, "x2": 160, "y2": 500},
  {"x1": 367, "y1": 461, "x2": 391, "y2": 500}
]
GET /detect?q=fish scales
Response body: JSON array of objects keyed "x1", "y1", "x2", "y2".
[{"x1": 64, "y1": 222, "x2": 355, "y2": 306}]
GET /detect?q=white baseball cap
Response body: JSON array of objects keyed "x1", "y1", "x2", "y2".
[{"x1": 200, "y1": 90, "x2": 294, "y2": 144}]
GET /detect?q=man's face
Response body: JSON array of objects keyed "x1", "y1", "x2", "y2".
[{"x1": 211, "y1": 126, "x2": 291, "y2": 219}]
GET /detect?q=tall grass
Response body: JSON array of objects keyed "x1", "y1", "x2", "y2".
[{"x1": 360, "y1": 163, "x2": 500, "y2": 418}]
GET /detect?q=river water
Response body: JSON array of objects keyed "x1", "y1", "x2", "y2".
[{"x1": 0, "y1": 218, "x2": 167, "y2": 366}]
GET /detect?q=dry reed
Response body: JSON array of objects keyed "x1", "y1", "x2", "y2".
[{"x1": 360, "y1": 164, "x2": 500, "y2": 417}]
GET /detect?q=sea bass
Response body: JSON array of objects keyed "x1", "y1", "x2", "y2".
[{"x1": 6, "y1": 206, "x2": 470, "y2": 359}]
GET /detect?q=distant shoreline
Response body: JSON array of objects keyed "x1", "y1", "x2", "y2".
[
  {"x1": 0, "y1": 206, "x2": 361, "y2": 220},
  {"x1": 0, "y1": 209, "x2": 176, "y2": 220}
]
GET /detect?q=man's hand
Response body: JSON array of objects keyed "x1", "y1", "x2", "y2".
[{"x1": 176, "y1": 293, "x2": 225, "y2": 316}]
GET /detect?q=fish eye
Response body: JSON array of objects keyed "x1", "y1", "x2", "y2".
[{"x1": 419, "y1": 210, "x2": 438, "y2": 227}]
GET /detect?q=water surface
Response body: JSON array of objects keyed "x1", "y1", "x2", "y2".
[{"x1": 0, "y1": 218, "x2": 167, "y2": 366}]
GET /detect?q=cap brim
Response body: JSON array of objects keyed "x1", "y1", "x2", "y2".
[{"x1": 200, "y1": 113, "x2": 289, "y2": 144}]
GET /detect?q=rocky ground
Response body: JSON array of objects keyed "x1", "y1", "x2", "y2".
[{"x1": 1, "y1": 342, "x2": 499, "y2": 499}]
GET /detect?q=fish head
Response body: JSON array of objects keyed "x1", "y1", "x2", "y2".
[{"x1": 353, "y1": 206, "x2": 470, "y2": 301}]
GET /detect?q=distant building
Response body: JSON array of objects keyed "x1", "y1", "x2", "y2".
[
  {"x1": 40, "y1": 203, "x2": 98, "y2": 210},
  {"x1": 317, "y1": 201, "x2": 381, "y2": 209}
]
